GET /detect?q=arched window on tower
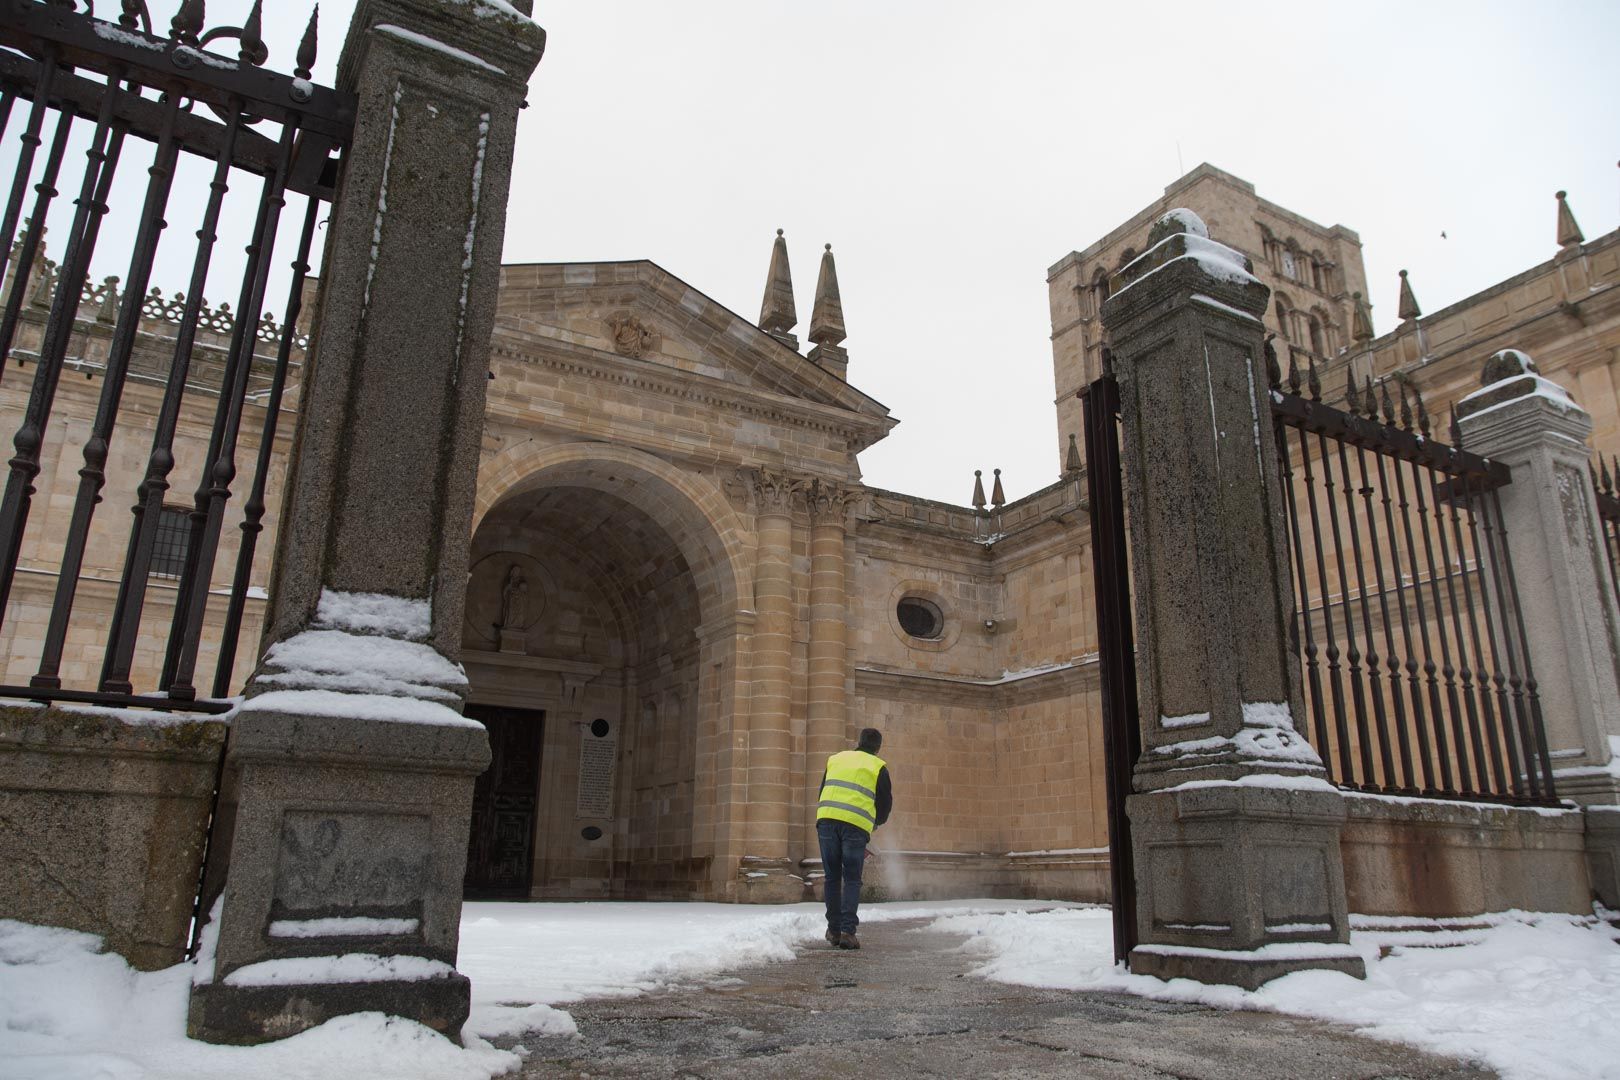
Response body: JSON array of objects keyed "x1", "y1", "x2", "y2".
[
  {"x1": 1274, "y1": 294, "x2": 1293, "y2": 342},
  {"x1": 1090, "y1": 267, "x2": 1110, "y2": 318},
  {"x1": 1308, "y1": 312, "x2": 1326, "y2": 355},
  {"x1": 1281, "y1": 242, "x2": 1299, "y2": 282}
]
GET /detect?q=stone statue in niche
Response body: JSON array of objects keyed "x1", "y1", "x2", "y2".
[{"x1": 497, "y1": 565, "x2": 529, "y2": 654}]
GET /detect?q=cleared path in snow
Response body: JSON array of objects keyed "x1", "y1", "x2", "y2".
[{"x1": 510, "y1": 916, "x2": 1496, "y2": 1079}]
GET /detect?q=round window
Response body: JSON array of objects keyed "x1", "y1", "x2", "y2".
[
  {"x1": 896, "y1": 597, "x2": 944, "y2": 640},
  {"x1": 580, "y1": 826, "x2": 603, "y2": 841},
  {"x1": 590, "y1": 718, "x2": 610, "y2": 738}
]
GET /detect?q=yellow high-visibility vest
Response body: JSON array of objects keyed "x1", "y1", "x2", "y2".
[{"x1": 817, "y1": 749, "x2": 886, "y2": 833}]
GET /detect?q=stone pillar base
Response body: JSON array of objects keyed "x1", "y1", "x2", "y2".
[
  {"x1": 737, "y1": 856, "x2": 805, "y2": 903},
  {"x1": 1586, "y1": 806, "x2": 1620, "y2": 910},
  {"x1": 1129, "y1": 782, "x2": 1364, "y2": 986},
  {"x1": 1130, "y1": 943, "x2": 1363, "y2": 991},
  {"x1": 186, "y1": 707, "x2": 488, "y2": 1044},
  {"x1": 187, "y1": 972, "x2": 471, "y2": 1046}
]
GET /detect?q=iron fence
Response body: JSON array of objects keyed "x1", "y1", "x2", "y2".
[
  {"x1": 0, "y1": 0, "x2": 351, "y2": 711},
  {"x1": 1594, "y1": 457, "x2": 1620, "y2": 610},
  {"x1": 1269, "y1": 351, "x2": 1558, "y2": 805}
]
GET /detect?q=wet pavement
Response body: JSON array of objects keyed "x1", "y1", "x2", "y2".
[{"x1": 506, "y1": 916, "x2": 1495, "y2": 1079}]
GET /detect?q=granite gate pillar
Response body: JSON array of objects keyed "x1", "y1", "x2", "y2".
[
  {"x1": 1099, "y1": 210, "x2": 1364, "y2": 988},
  {"x1": 1456, "y1": 350, "x2": 1620, "y2": 905},
  {"x1": 187, "y1": 0, "x2": 544, "y2": 1043}
]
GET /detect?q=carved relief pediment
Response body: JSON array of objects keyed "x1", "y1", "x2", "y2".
[{"x1": 605, "y1": 312, "x2": 658, "y2": 359}]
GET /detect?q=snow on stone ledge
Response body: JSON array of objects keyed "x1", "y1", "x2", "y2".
[
  {"x1": 449, "y1": 0, "x2": 538, "y2": 29},
  {"x1": 221, "y1": 952, "x2": 457, "y2": 987},
  {"x1": 1164, "y1": 773, "x2": 1338, "y2": 794},
  {"x1": 1150, "y1": 702, "x2": 1322, "y2": 767},
  {"x1": 375, "y1": 24, "x2": 506, "y2": 76},
  {"x1": 268, "y1": 917, "x2": 421, "y2": 939},
  {"x1": 316, "y1": 589, "x2": 431, "y2": 640},
  {"x1": 240, "y1": 689, "x2": 480, "y2": 728},
  {"x1": 257, "y1": 628, "x2": 466, "y2": 701},
  {"x1": 1456, "y1": 371, "x2": 1581, "y2": 422},
  {"x1": 1112, "y1": 213, "x2": 1260, "y2": 301}
]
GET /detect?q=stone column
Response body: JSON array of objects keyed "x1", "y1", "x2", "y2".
[
  {"x1": 742, "y1": 469, "x2": 797, "y2": 898},
  {"x1": 1099, "y1": 210, "x2": 1363, "y2": 989},
  {"x1": 803, "y1": 480, "x2": 853, "y2": 873},
  {"x1": 694, "y1": 611, "x2": 753, "y2": 896},
  {"x1": 1455, "y1": 350, "x2": 1620, "y2": 904},
  {"x1": 187, "y1": 0, "x2": 544, "y2": 1044}
]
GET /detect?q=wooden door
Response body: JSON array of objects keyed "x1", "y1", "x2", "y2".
[{"x1": 463, "y1": 704, "x2": 544, "y2": 897}]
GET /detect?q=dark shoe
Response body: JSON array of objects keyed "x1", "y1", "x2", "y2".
[
  {"x1": 837, "y1": 932, "x2": 860, "y2": 950},
  {"x1": 825, "y1": 928, "x2": 839, "y2": 946}
]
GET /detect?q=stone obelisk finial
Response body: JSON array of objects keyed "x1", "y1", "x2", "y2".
[
  {"x1": 1351, "y1": 291, "x2": 1374, "y2": 343},
  {"x1": 1555, "y1": 190, "x2": 1585, "y2": 252},
  {"x1": 1065, "y1": 433, "x2": 1083, "y2": 475},
  {"x1": 971, "y1": 469, "x2": 986, "y2": 511},
  {"x1": 1396, "y1": 269, "x2": 1421, "y2": 323},
  {"x1": 759, "y1": 228, "x2": 798, "y2": 351},
  {"x1": 808, "y1": 243, "x2": 848, "y2": 379}
]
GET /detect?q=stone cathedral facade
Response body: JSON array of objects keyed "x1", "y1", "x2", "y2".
[{"x1": 3, "y1": 163, "x2": 1616, "y2": 904}]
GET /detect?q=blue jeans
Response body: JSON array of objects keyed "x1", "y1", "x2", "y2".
[{"x1": 817, "y1": 818, "x2": 870, "y2": 935}]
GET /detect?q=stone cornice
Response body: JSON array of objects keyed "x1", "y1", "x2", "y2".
[{"x1": 489, "y1": 327, "x2": 894, "y2": 450}]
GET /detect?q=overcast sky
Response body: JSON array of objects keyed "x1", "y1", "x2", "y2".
[{"x1": 13, "y1": 1, "x2": 1620, "y2": 505}]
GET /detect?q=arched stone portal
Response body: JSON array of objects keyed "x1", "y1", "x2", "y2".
[{"x1": 461, "y1": 444, "x2": 752, "y2": 901}]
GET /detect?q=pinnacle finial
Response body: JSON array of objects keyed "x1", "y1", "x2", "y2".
[
  {"x1": 1397, "y1": 269, "x2": 1421, "y2": 322},
  {"x1": 1556, "y1": 190, "x2": 1585, "y2": 250},
  {"x1": 991, "y1": 468, "x2": 1006, "y2": 509},
  {"x1": 1065, "y1": 433, "x2": 1082, "y2": 474},
  {"x1": 1352, "y1": 291, "x2": 1374, "y2": 343},
  {"x1": 972, "y1": 470, "x2": 986, "y2": 510},
  {"x1": 758, "y1": 228, "x2": 797, "y2": 348},
  {"x1": 296, "y1": 5, "x2": 320, "y2": 80},
  {"x1": 808, "y1": 242, "x2": 845, "y2": 348}
]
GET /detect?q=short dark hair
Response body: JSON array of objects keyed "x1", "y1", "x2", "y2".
[{"x1": 857, "y1": 727, "x2": 882, "y2": 753}]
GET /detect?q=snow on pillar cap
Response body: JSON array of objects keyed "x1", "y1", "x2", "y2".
[
  {"x1": 1108, "y1": 208, "x2": 1261, "y2": 307},
  {"x1": 1455, "y1": 348, "x2": 1582, "y2": 423},
  {"x1": 1147, "y1": 208, "x2": 1209, "y2": 245}
]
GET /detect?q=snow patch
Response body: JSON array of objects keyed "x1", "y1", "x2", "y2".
[
  {"x1": 1161, "y1": 711, "x2": 1210, "y2": 729},
  {"x1": 268, "y1": 917, "x2": 421, "y2": 939},
  {"x1": 316, "y1": 589, "x2": 431, "y2": 639},
  {"x1": 242, "y1": 688, "x2": 478, "y2": 727},
  {"x1": 93, "y1": 22, "x2": 166, "y2": 51},
  {"x1": 1113, "y1": 230, "x2": 1261, "y2": 301},
  {"x1": 0, "y1": 918, "x2": 519, "y2": 1079},
  {"x1": 375, "y1": 24, "x2": 506, "y2": 75},
  {"x1": 1150, "y1": 703, "x2": 1321, "y2": 767},
  {"x1": 1163, "y1": 773, "x2": 1338, "y2": 794},
  {"x1": 1190, "y1": 292, "x2": 1263, "y2": 324},
  {"x1": 223, "y1": 953, "x2": 457, "y2": 987},
  {"x1": 921, "y1": 905, "x2": 1620, "y2": 1080}
]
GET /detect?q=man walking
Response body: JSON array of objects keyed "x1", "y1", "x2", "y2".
[{"x1": 816, "y1": 727, "x2": 892, "y2": 950}]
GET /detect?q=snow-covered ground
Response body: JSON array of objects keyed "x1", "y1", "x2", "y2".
[{"x1": 3, "y1": 900, "x2": 1618, "y2": 1080}]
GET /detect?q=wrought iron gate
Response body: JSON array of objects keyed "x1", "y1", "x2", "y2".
[
  {"x1": 1269, "y1": 352, "x2": 1558, "y2": 805},
  {"x1": 1081, "y1": 366, "x2": 1141, "y2": 965},
  {"x1": 0, "y1": 0, "x2": 352, "y2": 710}
]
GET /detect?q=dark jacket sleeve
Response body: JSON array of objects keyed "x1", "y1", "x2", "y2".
[{"x1": 874, "y1": 766, "x2": 892, "y2": 827}]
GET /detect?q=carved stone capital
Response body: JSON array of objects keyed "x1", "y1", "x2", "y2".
[
  {"x1": 751, "y1": 467, "x2": 797, "y2": 516},
  {"x1": 801, "y1": 478, "x2": 856, "y2": 526}
]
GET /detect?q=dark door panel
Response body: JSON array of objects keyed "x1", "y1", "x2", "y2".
[{"x1": 464, "y1": 704, "x2": 543, "y2": 897}]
